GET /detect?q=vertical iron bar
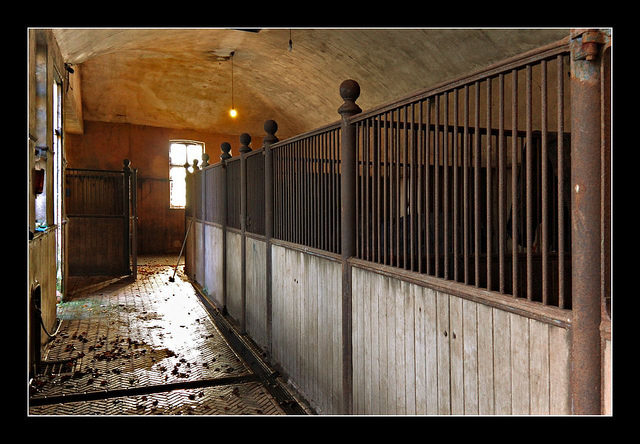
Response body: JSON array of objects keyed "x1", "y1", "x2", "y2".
[
  {"x1": 526, "y1": 64, "x2": 533, "y2": 301},
  {"x1": 365, "y1": 119, "x2": 370, "y2": 261},
  {"x1": 463, "y1": 86, "x2": 469, "y2": 284},
  {"x1": 383, "y1": 112, "x2": 389, "y2": 266},
  {"x1": 435, "y1": 96, "x2": 440, "y2": 278},
  {"x1": 486, "y1": 78, "x2": 493, "y2": 291},
  {"x1": 425, "y1": 98, "x2": 431, "y2": 276},
  {"x1": 512, "y1": 69, "x2": 519, "y2": 298},
  {"x1": 474, "y1": 82, "x2": 480, "y2": 287},
  {"x1": 453, "y1": 89, "x2": 459, "y2": 282},
  {"x1": 395, "y1": 109, "x2": 400, "y2": 268},
  {"x1": 541, "y1": 59, "x2": 549, "y2": 305},
  {"x1": 418, "y1": 100, "x2": 424, "y2": 274},
  {"x1": 410, "y1": 104, "x2": 416, "y2": 271},
  {"x1": 557, "y1": 54, "x2": 565, "y2": 309},
  {"x1": 499, "y1": 73, "x2": 506, "y2": 294},
  {"x1": 375, "y1": 117, "x2": 381, "y2": 264},
  {"x1": 402, "y1": 106, "x2": 408, "y2": 270},
  {"x1": 356, "y1": 124, "x2": 361, "y2": 258},
  {"x1": 443, "y1": 93, "x2": 449, "y2": 279}
]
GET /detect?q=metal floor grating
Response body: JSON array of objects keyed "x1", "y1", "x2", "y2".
[{"x1": 29, "y1": 259, "x2": 296, "y2": 416}]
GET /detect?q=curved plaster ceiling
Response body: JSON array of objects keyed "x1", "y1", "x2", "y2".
[{"x1": 53, "y1": 27, "x2": 569, "y2": 141}]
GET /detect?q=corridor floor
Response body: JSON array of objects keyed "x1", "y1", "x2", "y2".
[{"x1": 28, "y1": 256, "x2": 310, "y2": 416}]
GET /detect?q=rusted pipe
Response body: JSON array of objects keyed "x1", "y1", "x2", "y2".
[{"x1": 570, "y1": 29, "x2": 606, "y2": 415}]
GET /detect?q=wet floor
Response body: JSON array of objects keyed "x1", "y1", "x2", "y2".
[{"x1": 28, "y1": 256, "x2": 309, "y2": 416}]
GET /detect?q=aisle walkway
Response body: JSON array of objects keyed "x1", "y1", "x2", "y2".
[{"x1": 28, "y1": 256, "x2": 309, "y2": 416}]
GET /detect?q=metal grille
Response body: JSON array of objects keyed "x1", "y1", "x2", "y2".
[
  {"x1": 246, "y1": 150, "x2": 265, "y2": 235},
  {"x1": 352, "y1": 45, "x2": 571, "y2": 308},
  {"x1": 272, "y1": 125, "x2": 342, "y2": 254},
  {"x1": 226, "y1": 159, "x2": 241, "y2": 230}
]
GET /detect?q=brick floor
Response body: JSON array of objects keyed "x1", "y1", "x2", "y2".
[{"x1": 29, "y1": 256, "x2": 298, "y2": 416}]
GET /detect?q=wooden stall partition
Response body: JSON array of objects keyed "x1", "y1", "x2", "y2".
[
  {"x1": 351, "y1": 264, "x2": 571, "y2": 415},
  {"x1": 270, "y1": 243, "x2": 343, "y2": 414}
]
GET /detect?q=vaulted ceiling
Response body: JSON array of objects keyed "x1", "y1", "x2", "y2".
[{"x1": 53, "y1": 27, "x2": 569, "y2": 141}]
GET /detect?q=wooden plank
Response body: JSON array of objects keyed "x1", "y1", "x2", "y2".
[
  {"x1": 423, "y1": 287, "x2": 439, "y2": 415},
  {"x1": 462, "y1": 299, "x2": 479, "y2": 414},
  {"x1": 529, "y1": 319, "x2": 550, "y2": 414},
  {"x1": 477, "y1": 303, "x2": 494, "y2": 415},
  {"x1": 385, "y1": 273, "x2": 397, "y2": 415},
  {"x1": 370, "y1": 266, "x2": 380, "y2": 415},
  {"x1": 549, "y1": 325, "x2": 571, "y2": 414},
  {"x1": 352, "y1": 267, "x2": 361, "y2": 414},
  {"x1": 404, "y1": 282, "x2": 416, "y2": 414},
  {"x1": 332, "y1": 260, "x2": 342, "y2": 413},
  {"x1": 373, "y1": 271, "x2": 386, "y2": 415},
  {"x1": 394, "y1": 279, "x2": 407, "y2": 414},
  {"x1": 510, "y1": 312, "x2": 530, "y2": 414},
  {"x1": 449, "y1": 295, "x2": 464, "y2": 414},
  {"x1": 493, "y1": 308, "x2": 512, "y2": 414},
  {"x1": 363, "y1": 263, "x2": 371, "y2": 414},
  {"x1": 414, "y1": 285, "x2": 427, "y2": 415},
  {"x1": 436, "y1": 291, "x2": 451, "y2": 414}
]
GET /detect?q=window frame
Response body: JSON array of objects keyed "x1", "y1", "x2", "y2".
[{"x1": 168, "y1": 140, "x2": 204, "y2": 209}]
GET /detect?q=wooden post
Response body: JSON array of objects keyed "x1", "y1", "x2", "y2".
[
  {"x1": 239, "y1": 133, "x2": 251, "y2": 333},
  {"x1": 338, "y1": 79, "x2": 361, "y2": 415},
  {"x1": 263, "y1": 120, "x2": 278, "y2": 357},
  {"x1": 221, "y1": 142, "x2": 231, "y2": 313},
  {"x1": 131, "y1": 166, "x2": 138, "y2": 280}
]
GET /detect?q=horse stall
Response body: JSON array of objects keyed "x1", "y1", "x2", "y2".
[{"x1": 185, "y1": 34, "x2": 611, "y2": 415}]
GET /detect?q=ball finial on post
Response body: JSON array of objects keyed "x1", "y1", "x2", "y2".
[
  {"x1": 201, "y1": 153, "x2": 210, "y2": 167},
  {"x1": 263, "y1": 120, "x2": 279, "y2": 145},
  {"x1": 221, "y1": 142, "x2": 232, "y2": 160},
  {"x1": 338, "y1": 79, "x2": 362, "y2": 117},
  {"x1": 239, "y1": 133, "x2": 252, "y2": 153}
]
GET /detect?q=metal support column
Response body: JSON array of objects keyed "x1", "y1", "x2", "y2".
[
  {"x1": 263, "y1": 120, "x2": 278, "y2": 358},
  {"x1": 569, "y1": 28, "x2": 609, "y2": 415},
  {"x1": 338, "y1": 79, "x2": 361, "y2": 415}
]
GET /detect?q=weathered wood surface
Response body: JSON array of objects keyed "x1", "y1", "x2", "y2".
[
  {"x1": 203, "y1": 224, "x2": 224, "y2": 308},
  {"x1": 271, "y1": 245, "x2": 343, "y2": 414},
  {"x1": 245, "y1": 237, "x2": 268, "y2": 350},
  {"x1": 29, "y1": 229, "x2": 57, "y2": 346},
  {"x1": 226, "y1": 230, "x2": 243, "y2": 325},
  {"x1": 351, "y1": 265, "x2": 571, "y2": 415},
  {"x1": 194, "y1": 221, "x2": 204, "y2": 287}
]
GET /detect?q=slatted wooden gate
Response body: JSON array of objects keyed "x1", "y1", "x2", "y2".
[{"x1": 65, "y1": 162, "x2": 137, "y2": 277}]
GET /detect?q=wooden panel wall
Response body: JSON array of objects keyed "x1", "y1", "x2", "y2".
[
  {"x1": 203, "y1": 224, "x2": 224, "y2": 308},
  {"x1": 351, "y1": 266, "x2": 571, "y2": 415},
  {"x1": 245, "y1": 237, "x2": 268, "y2": 350},
  {"x1": 29, "y1": 229, "x2": 58, "y2": 347},
  {"x1": 271, "y1": 245, "x2": 343, "y2": 414},
  {"x1": 225, "y1": 230, "x2": 243, "y2": 325},
  {"x1": 194, "y1": 221, "x2": 204, "y2": 286}
]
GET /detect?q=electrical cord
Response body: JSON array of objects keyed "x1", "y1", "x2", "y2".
[{"x1": 35, "y1": 306, "x2": 62, "y2": 339}]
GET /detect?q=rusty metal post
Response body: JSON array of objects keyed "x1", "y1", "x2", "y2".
[
  {"x1": 239, "y1": 133, "x2": 251, "y2": 334},
  {"x1": 338, "y1": 79, "x2": 361, "y2": 415},
  {"x1": 220, "y1": 142, "x2": 232, "y2": 314},
  {"x1": 263, "y1": 120, "x2": 278, "y2": 358},
  {"x1": 569, "y1": 28, "x2": 608, "y2": 415}
]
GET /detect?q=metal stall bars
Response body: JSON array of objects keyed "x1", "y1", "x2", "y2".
[
  {"x1": 349, "y1": 39, "x2": 572, "y2": 310},
  {"x1": 271, "y1": 122, "x2": 342, "y2": 255}
]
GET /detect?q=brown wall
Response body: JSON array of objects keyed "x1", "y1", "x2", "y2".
[{"x1": 65, "y1": 120, "x2": 263, "y2": 254}]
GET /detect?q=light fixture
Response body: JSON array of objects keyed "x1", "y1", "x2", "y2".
[
  {"x1": 229, "y1": 51, "x2": 237, "y2": 118},
  {"x1": 288, "y1": 29, "x2": 293, "y2": 52}
]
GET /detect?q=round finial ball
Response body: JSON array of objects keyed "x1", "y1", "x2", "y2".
[
  {"x1": 339, "y1": 79, "x2": 360, "y2": 102},
  {"x1": 264, "y1": 119, "x2": 278, "y2": 135},
  {"x1": 221, "y1": 142, "x2": 231, "y2": 153},
  {"x1": 240, "y1": 133, "x2": 251, "y2": 146}
]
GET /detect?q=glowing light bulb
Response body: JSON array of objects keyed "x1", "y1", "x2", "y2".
[{"x1": 229, "y1": 108, "x2": 237, "y2": 118}]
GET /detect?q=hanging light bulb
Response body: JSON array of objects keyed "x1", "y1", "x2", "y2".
[
  {"x1": 288, "y1": 29, "x2": 293, "y2": 52},
  {"x1": 229, "y1": 51, "x2": 237, "y2": 118}
]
